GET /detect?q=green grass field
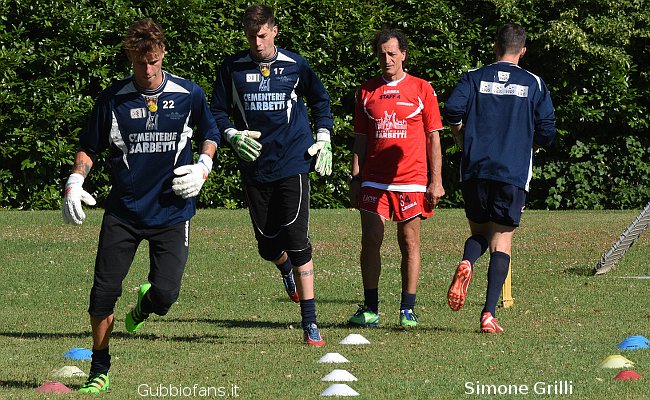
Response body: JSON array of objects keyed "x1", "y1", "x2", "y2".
[{"x1": 1, "y1": 209, "x2": 648, "y2": 399}]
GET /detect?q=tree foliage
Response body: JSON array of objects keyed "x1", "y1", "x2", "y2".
[{"x1": 1, "y1": 0, "x2": 648, "y2": 210}]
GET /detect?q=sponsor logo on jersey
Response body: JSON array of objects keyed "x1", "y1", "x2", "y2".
[
  {"x1": 243, "y1": 92, "x2": 287, "y2": 111},
  {"x1": 375, "y1": 110, "x2": 407, "y2": 138},
  {"x1": 127, "y1": 131, "x2": 178, "y2": 154},
  {"x1": 396, "y1": 101, "x2": 414, "y2": 106},
  {"x1": 479, "y1": 81, "x2": 529, "y2": 97},
  {"x1": 498, "y1": 71, "x2": 510, "y2": 82},
  {"x1": 247, "y1": 73, "x2": 261, "y2": 83},
  {"x1": 130, "y1": 108, "x2": 147, "y2": 119}
]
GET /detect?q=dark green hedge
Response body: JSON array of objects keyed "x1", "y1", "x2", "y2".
[{"x1": 1, "y1": 0, "x2": 648, "y2": 210}]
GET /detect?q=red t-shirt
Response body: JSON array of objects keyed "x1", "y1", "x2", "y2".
[{"x1": 354, "y1": 73, "x2": 443, "y2": 191}]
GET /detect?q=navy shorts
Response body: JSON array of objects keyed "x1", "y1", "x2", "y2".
[{"x1": 462, "y1": 179, "x2": 527, "y2": 227}]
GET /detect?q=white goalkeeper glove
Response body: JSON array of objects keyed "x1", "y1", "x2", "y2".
[
  {"x1": 172, "y1": 154, "x2": 213, "y2": 199},
  {"x1": 307, "y1": 128, "x2": 333, "y2": 176},
  {"x1": 62, "y1": 173, "x2": 96, "y2": 225},
  {"x1": 225, "y1": 128, "x2": 262, "y2": 162}
]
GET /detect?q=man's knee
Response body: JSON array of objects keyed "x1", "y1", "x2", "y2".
[
  {"x1": 148, "y1": 285, "x2": 180, "y2": 316},
  {"x1": 286, "y1": 244, "x2": 312, "y2": 267},
  {"x1": 88, "y1": 285, "x2": 122, "y2": 318}
]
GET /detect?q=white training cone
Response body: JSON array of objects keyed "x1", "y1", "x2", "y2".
[
  {"x1": 320, "y1": 383, "x2": 359, "y2": 397},
  {"x1": 51, "y1": 366, "x2": 87, "y2": 378},
  {"x1": 339, "y1": 334, "x2": 370, "y2": 345},
  {"x1": 321, "y1": 369, "x2": 358, "y2": 382},
  {"x1": 318, "y1": 353, "x2": 350, "y2": 364},
  {"x1": 598, "y1": 355, "x2": 635, "y2": 369}
]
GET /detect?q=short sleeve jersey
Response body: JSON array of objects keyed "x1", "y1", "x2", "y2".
[
  {"x1": 211, "y1": 48, "x2": 333, "y2": 184},
  {"x1": 354, "y1": 73, "x2": 443, "y2": 191},
  {"x1": 80, "y1": 72, "x2": 220, "y2": 228}
]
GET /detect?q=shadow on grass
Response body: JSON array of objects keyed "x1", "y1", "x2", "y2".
[
  {"x1": 0, "y1": 331, "x2": 91, "y2": 340},
  {"x1": 0, "y1": 379, "x2": 40, "y2": 390},
  {"x1": 163, "y1": 318, "x2": 289, "y2": 329},
  {"x1": 563, "y1": 266, "x2": 595, "y2": 276}
]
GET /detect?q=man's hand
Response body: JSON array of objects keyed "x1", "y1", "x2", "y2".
[
  {"x1": 307, "y1": 128, "x2": 333, "y2": 176},
  {"x1": 62, "y1": 173, "x2": 96, "y2": 225},
  {"x1": 225, "y1": 128, "x2": 262, "y2": 162},
  {"x1": 172, "y1": 154, "x2": 213, "y2": 199}
]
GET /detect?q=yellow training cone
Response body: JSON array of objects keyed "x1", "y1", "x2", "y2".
[{"x1": 598, "y1": 355, "x2": 635, "y2": 369}]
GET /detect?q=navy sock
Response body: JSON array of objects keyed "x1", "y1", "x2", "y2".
[
  {"x1": 483, "y1": 251, "x2": 510, "y2": 316},
  {"x1": 139, "y1": 292, "x2": 154, "y2": 315},
  {"x1": 400, "y1": 292, "x2": 416, "y2": 311},
  {"x1": 363, "y1": 288, "x2": 379, "y2": 314},
  {"x1": 300, "y1": 298, "x2": 317, "y2": 328},
  {"x1": 276, "y1": 257, "x2": 292, "y2": 276},
  {"x1": 90, "y1": 347, "x2": 111, "y2": 375},
  {"x1": 462, "y1": 234, "x2": 489, "y2": 266}
]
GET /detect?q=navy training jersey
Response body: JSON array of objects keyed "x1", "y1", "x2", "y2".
[
  {"x1": 80, "y1": 72, "x2": 220, "y2": 228},
  {"x1": 211, "y1": 47, "x2": 333, "y2": 183},
  {"x1": 445, "y1": 61, "x2": 556, "y2": 191}
]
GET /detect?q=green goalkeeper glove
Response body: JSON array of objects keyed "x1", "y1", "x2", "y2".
[
  {"x1": 225, "y1": 128, "x2": 262, "y2": 162},
  {"x1": 307, "y1": 128, "x2": 333, "y2": 176}
]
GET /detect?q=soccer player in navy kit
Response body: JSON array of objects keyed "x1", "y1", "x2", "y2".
[
  {"x1": 62, "y1": 19, "x2": 219, "y2": 392},
  {"x1": 211, "y1": 4, "x2": 332, "y2": 346},
  {"x1": 445, "y1": 23, "x2": 556, "y2": 333}
]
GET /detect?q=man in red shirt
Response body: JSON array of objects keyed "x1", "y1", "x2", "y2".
[{"x1": 349, "y1": 27, "x2": 445, "y2": 328}]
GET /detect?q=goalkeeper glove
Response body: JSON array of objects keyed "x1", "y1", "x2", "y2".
[
  {"x1": 307, "y1": 128, "x2": 333, "y2": 176},
  {"x1": 225, "y1": 128, "x2": 262, "y2": 162},
  {"x1": 172, "y1": 154, "x2": 213, "y2": 199},
  {"x1": 62, "y1": 173, "x2": 96, "y2": 225}
]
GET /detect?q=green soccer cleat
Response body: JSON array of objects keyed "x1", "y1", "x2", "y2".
[
  {"x1": 125, "y1": 283, "x2": 151, "y2": 333},
  {"x1": 399, "y1": 309, "x2": 418, "y2": 328},
  {"x1": 348, "y1": 305, "x2": 380, "y2": 327},
  {"x1": 79, "y1": 373, "x2": 109, "y2": 393}
]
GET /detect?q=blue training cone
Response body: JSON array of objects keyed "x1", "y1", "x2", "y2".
[
  {"x1": 617, "y1": 335, "x2": 650, "y2": 351},
  {"x1": 63, "y1": 347, "x2": 92, "y2": 360}
]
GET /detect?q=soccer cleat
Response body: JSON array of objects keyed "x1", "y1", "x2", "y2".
[
  {"x1": 282, "y1": 271, "x2": 300, "y2": 303},
  {"x1": 448, "y1": 260, "x2": 473, "y2": 311},
  {"x1": 348, "y1": 305, "x2": 380, "y2": 327},
  {"x1": 303, "y1": 323, "x2": 325, "y2": 347},
  {"x1": 480, "y1": 312, "x2": 504, "y2": 333},
  {"x1": 125, "y1": 283, "x2": 151, "y2": 333},
  {"x1": 399, "y1": 309, "x2": 418, "y2": 328},
  {"x1": 79, "y1": 373, "x2": 109, "y2": 393}
]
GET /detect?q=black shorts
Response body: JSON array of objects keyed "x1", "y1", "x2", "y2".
[
  {"x1": 244, "y1": 174, "x2": 311, "y2": 260},
  {"x1": 88, "y1": 214, "x2": 189, "y2": 317},
  {"x1": 462, "y1": 179, "x2": 527, "y2": 227}
]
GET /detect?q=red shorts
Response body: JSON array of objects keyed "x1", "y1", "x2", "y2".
[{"x1": 359, "y1": 186, "x2": 433, "y2": 222}]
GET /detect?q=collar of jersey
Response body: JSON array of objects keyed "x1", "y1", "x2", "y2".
[
  {"x1": 133, "y1": 71, "x2": 168, "y2": 95},
  {"x1": 251, "y1": 47, "x2": 278, "y2": 64}
]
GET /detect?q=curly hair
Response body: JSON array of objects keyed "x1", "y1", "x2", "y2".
[{"x1": 122, "y1": 18, "x2": 166, "y2": 54}]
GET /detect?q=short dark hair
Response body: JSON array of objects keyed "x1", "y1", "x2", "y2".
[
  {"x1": 243, "y1": 4, "x2": 275, "y2": 32},
  {"x1": 495, "y1": 23, "x2": 526, "y2": 56},
  {"x1": 371, "y1": 28, "x2": 408, "y2": 54},
  {"x1": 122, "y1": 18, "x2": 166, "y2": 54}
]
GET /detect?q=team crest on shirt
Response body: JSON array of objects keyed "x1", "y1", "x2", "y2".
[
  {"x1": 498, "y1": 71, "x2": 510, "y2": 82},
  {"x1": 259, "y1": 77, "x2": 270, "y2": 92}
]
